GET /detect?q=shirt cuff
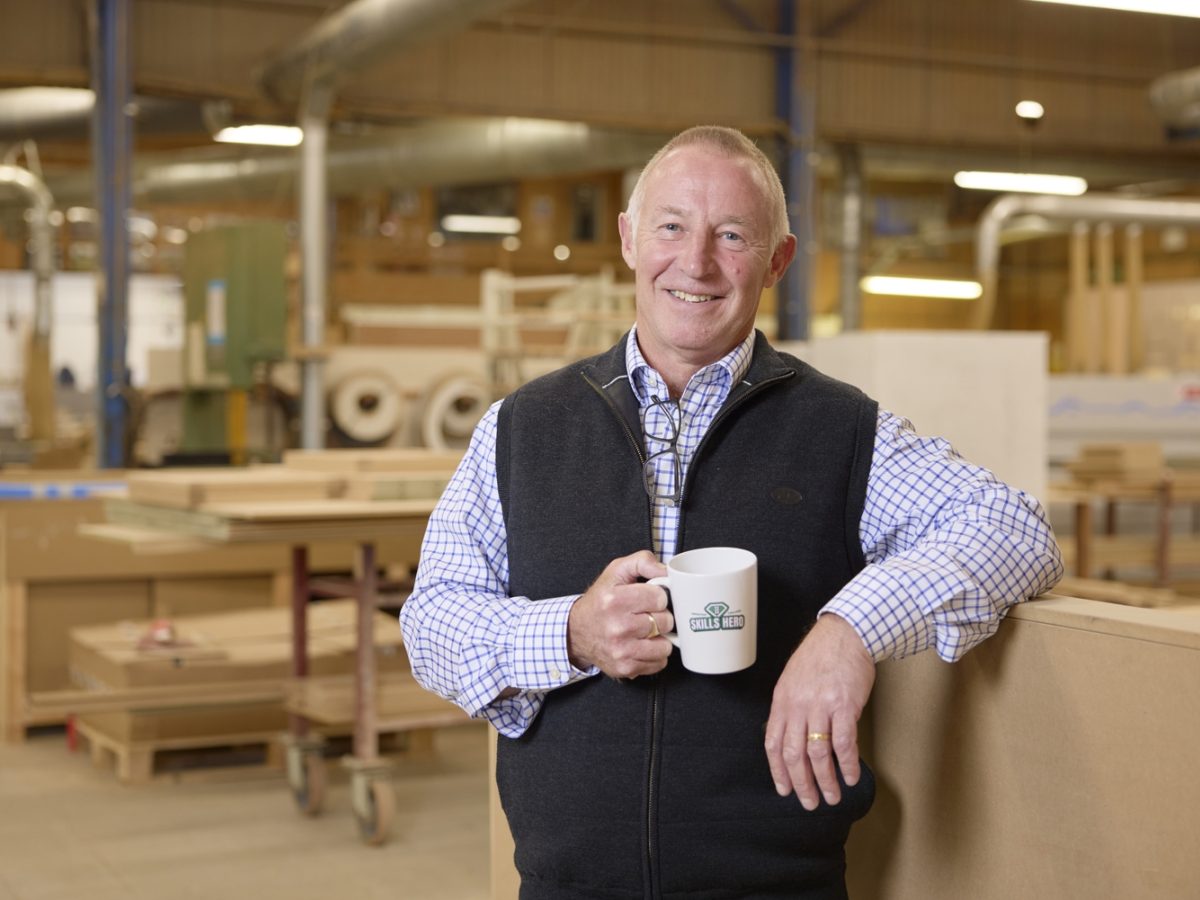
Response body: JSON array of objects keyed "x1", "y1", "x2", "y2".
[
  {"x1": 819, "y1": 564, "x2": 933, "y2": 663},
  {"x1": 454, "y1": 594, "x2": 596, "y2": 720},
  {"x1": 509, "y1": 593, "x2": 597, "y2": 689}
]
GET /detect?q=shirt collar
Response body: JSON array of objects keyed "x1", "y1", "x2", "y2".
[{"x1": 625, "y1": 324, "x2": 756, "y2": 408}]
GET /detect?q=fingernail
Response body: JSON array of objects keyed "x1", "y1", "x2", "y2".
[
  {"x1": 774, "y1": 782, "x2": 787, "y2": 797},
  {"x1": 823, "y1": 792, "x2": 839, "y2": 806},
  {"x1": 800, "y1": 795, "x2": 818, "y2": 811}
]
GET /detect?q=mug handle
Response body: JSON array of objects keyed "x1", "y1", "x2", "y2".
[{"x1": 648, "y1": 576, "x2": 680, "y2": 647}]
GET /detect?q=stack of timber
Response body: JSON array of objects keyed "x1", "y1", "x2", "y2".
[
  {"x1": 68, "y1": 599, "x2": 406, "y2": 783},
  {"x1": 88, "y1": 459, "x2": 454, "y2": 546},
  {"x1": 282, "y1": 448, "x2": 462, "y2": 501},
  {"x1": 1066, "y1": 442, "x2": 1165, "y2": 485}
]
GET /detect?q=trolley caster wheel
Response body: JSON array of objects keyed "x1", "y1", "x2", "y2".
[
  {"x1": 352, "y1": 773, "x2": 396, "y2": 846},
  {"x1": 286, "y1": 746, "x2": 327, "y2": 817}
]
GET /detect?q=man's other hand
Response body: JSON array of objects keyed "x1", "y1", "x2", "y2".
[
  {"x1": 568, "y1": 550, "x2": 673, "y2": 678},
  {"x1": 764, "y1": 614, "x2": 876, "y2": 810}
]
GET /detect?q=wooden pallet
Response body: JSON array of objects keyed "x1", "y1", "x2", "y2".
[{"x1": 75, "y1": 716, "x2": 282, "y2": 784}]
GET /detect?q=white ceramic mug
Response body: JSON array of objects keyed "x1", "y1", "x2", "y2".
[{"x1": 649, "y1": 546, "x2": 757, "y2": 675}]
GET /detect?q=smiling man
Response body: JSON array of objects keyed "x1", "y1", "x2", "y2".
[{"x1": 401, "y1": 126, "x2": 1063, "y2": 899}]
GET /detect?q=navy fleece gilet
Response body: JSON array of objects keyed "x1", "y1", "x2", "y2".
[{"x1": 495, "y1": 332, "x2": 879, "y2": 900}]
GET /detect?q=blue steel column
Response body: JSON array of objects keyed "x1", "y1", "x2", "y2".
[
  {"x1": 90, "y1": 0, "x2": 132, "y2": 467},
  {"x1": 776, "y1": 0, "x2": 814, "y2": 341}
]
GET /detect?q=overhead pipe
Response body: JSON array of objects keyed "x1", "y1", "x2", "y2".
[
  {"x1": 0, "y1": 87, "x2": 227, "y2": 141},
  {"x1": 258, "y1": 0, "x2": 525, "y2": 448},
  {"x1": 16, "y1": 118, "x2": 665, "y2": 209},
  {"x1": 0, "y1": 165, "x2": 56, "y2": 441},
  {"x1": 975, "y1": 193, "x2": 1200, "y2": 329},
  {"x1": 258, "y1": 0, "x2": 525, "y2": 105}
]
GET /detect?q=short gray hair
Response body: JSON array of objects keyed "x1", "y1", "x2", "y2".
[{"x1": 624, "y1": 126, "x2": 790, "y2": 251}]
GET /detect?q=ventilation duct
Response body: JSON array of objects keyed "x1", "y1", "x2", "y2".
[
  {"x1": 259, "y1": 0, "x2": 525, "y2": 103},
  {"x1": 14, "y1": 117, "x2": 663, "y2": 208},
  {"x1": 975, "y1": 192, "x2": 1200, "y2": 328},
  {"x1": 0, "y1": 87, "x2": 227, "y2": 141}
]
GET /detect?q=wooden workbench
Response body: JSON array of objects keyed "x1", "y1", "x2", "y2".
[
  {"x1": 1048, "y1": 472, "x2": 1200, "y2": 586},
  {"x1": 83, "y1": 477, "x2": 463, "y2": 843}
]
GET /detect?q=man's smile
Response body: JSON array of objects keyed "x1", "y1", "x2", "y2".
[{"x1": 668, "y1": 289, "x2": 720, "y2": 303}]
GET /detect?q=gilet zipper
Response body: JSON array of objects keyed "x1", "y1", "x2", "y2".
[{"x1": 583, "y1": 368, "x2": 793, "y2": 900}]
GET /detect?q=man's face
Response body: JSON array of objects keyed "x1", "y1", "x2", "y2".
[{"x1": 619, "y1": 145, "x2": 795, "y2": 377}]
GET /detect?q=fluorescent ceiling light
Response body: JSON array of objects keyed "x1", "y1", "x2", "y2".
[
  {"x1": 214, "y1": 124, "x2": 303, "y2": 146},
  {"x1": 1027, "y1": 0, "x2": 1200, "y2": 18},
  {"x1": 860, "y1": 276, "x2": 983, "y2": 300},
  {"x1": 440, "y1": 214, "x2": 521, "y2": 235},
  {"x1": 1015, "y1": 100, "x2": 1045, "y2": 120},
  {"x1": 954, "y1": 171, "x2": 1088, "y2": 195}
]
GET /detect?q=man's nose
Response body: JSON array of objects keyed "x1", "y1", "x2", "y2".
[{"x1": 679, "y1": 230, "x2": 715, "y2": 277}]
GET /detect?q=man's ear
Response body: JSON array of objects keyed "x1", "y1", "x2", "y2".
[
  {"x1": 763, "y1": 234, "x2": 798, "y2": 289},
  {"x1": 617, "y1": 212, "x2": 637, "y2": 271}
]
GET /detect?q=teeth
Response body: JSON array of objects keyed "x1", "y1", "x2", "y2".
[{"x1": 670, "y1": 289, "x2": 715, "y2": 303}]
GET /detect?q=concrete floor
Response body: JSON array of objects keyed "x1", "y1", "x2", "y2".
[{"x1": 0, "y1": 724, "x2": 490, "y2": 900}]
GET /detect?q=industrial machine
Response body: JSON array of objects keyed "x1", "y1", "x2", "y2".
[{"x1": 179, "y1": 222, "x2": 289, "y2": 464}]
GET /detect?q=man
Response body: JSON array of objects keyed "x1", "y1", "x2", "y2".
[{"x1": 401, "y1": 126, "x2": 1063, "y2": 899}]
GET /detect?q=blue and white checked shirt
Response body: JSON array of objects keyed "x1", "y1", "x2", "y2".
[{"x1": 400, "y1": 328, "x2": 1064, "y2": 738}]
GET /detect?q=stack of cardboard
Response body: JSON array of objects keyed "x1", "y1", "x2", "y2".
[{"x1": 1066, "y1": 442, "x2": 1165, "y2": 485}]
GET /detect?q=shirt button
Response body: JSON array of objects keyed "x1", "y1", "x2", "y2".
[{"x1": 550, "y1": 667, "x2": 563, "y2": 681}]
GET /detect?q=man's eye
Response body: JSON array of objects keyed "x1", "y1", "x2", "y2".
[
  {"x1": 721, "y1": 231, "x2": 744, "y2": 242},
  {"x1": 662, "y1": 223, "x2": 681, "y2": 232}
]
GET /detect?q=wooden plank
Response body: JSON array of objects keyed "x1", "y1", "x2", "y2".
[
  {"x1": 126, "y1": 467, "x2": 342, "y2": 510},
  {"x1": 1054, "y1": 575, "x2": 1178, "y2": 609},
  {"x1": 1, "y1": 580, "x2": 25, "y2": 742},
  {"x1": 78, "y1": 523, "x2": 221, "y2": 555},
  {"x1": 282, "y1": 448, "x2": 463, "y2": 474},
  {"x1": 341, "y1": 473, "x2": 454, "y2": 502},
  {"x1": 284, "y1": 672, "x2": 470, "y2": 731},
  {"x1": 103, "y1": 497, "x2": 435, "y2": 543},
  {"x1": 28, "y1": 680, "x2": 288, "y2": 718}
]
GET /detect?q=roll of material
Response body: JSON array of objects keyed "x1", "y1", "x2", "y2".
[
  {"x1": 420, "y1": 373, "x2": 490, "y2": 451},
  {"x1": 330, "y1": 371, "x2": 403, "y2": 444}
]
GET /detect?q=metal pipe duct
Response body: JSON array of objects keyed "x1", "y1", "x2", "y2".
[
  {"x1": 975, "y1": 193, "x2": 1200, "y2": 329},
  {"x1": 298, "y1": 82, "x2": 334, "y2": 450},
  {"x1": 0, "y1": 164, "x2": 56, "y2": 440},
  {"x1": 0, "y1": 87, "x2": 226, "y2": 140},
  {"x1": 259, "y1": 0, "x2": 525, "y2": 104},
  {"x1": 0, "y1": 166, "x2": 54, "y2": 337},
  {"x1": 21, "y1": 118, "x2": 664, "y2": 208},
  {"x1": 1149, "y1": 66, "x2": 1200, "y2": 132}
]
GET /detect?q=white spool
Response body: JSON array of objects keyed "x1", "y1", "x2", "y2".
[
  {"x1": 330, "y1": 371, "x2": 403, "y2": 444},
  {"x1": 420, "y1": 373, "x2": 491, "y2": 451}
]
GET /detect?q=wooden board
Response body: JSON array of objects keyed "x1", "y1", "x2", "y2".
[
  {"x1": 103, "y1": 497, "x2": 436, "y2": 543},
  {"x1": 341, "y1": 472, "x2": 455, "y2": 501},
  {"x1": 285, "y1": 672, "x2": 471, "y2": 732},
  {"x1": 282, "y1": 448, "x2": 464, "y2": 474},
  {"x1": 126, "y1": 467, "x2": 342, "y2": 509}
]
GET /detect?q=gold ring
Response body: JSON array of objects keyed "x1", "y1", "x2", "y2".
[
  {"x1": 645, "y1": 613, "x2": 661, "y2": 640},
  {"x1": 807, "y1": 732, "x2": 832, "y2": 742}
]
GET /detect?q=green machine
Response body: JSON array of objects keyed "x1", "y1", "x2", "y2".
[{"x1": 180, "y1": 222, "x2": 288, "y2": 464}]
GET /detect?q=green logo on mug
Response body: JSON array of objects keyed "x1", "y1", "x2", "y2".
[{"x1": 690, "y1": 601, "x2": 746, "y2": 633}]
